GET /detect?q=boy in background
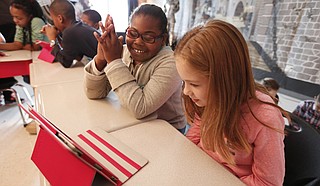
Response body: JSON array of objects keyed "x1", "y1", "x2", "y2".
[
  {"x1": 81, "y1": 9, "x2": 101, "y2": 31},
  {"x1": 41, "y1": 0, "x2": 98, "y2": 68},
  {"x1": 262, "y1": 77, "x2": 280, "y2": 104}
]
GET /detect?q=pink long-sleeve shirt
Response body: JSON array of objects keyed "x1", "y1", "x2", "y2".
[{"x1": 186, "y1": 91, "x2": 285, "y2": 186}]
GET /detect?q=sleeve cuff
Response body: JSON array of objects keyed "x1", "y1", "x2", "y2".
[{"x1": 91, "y1": 58, "x2": 106, "y2": 75}]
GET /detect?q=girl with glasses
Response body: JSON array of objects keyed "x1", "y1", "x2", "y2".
[{"x1": 84, "y1": 4, "x2": 187, "y2": 133}]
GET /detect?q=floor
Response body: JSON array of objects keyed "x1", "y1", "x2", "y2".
[
  {"x1": 0, "y1": 76, "x2": 40, "y2": 186},
  {"x1": 0, "y1": 76, "x2": 308, "y2": 186}
]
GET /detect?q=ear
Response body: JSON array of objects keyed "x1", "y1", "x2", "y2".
[
  {"x1": 93, "y1": 23, "x2": 99, "y2": 30},
  {"x1": 57, "y1": 14, "x2": 64, "y2": 23},
  {"x1": 162, "y1": 33, "x2": 169, "y2": 46}
]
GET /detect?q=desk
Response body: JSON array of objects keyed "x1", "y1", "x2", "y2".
[
  {"x1": 35, "y1": 81, "x2": 156, "y2": 137},
  {"x1": 30, "y1": 51, "x2": 84, "y2": 87},
  {"x1": 31, "y1": 52, "x2": 243, "y2": 186},
  {"x1": 110, "y1": 120, "x2": 245, "y2": 186},
  {"x1": 0, "y1": 50, "x2": 32, "y2": 78}
]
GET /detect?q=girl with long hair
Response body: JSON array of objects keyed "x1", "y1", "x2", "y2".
[{"x1": 174, "y1": 19, "x2": 289, "y2": 185}]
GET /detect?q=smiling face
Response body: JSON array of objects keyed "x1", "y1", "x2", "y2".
[
  {"x1": 176, "y1": 57, "x2": 209, "y2": 107},
  {"x1": 10, "y1": 6, "x2": 32, "y2": 28},
  {"x1": 126, "y1": 15, "x2": 167, "y2": 63}
]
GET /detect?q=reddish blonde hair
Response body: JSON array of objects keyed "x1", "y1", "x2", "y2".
[{"x1": 174, "y1": 20, "x2": 288, "y2": 164}]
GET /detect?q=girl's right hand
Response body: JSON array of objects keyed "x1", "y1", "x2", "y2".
[
  {"x1": 96, "y1": 15, "x2": 123, "y2": 64},
  {"x1": 93, "y1": 37, "x2": 108, "y2": 71}
]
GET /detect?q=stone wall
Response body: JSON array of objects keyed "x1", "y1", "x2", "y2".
[
  {"x1": 173, "y1": 0, "x2": 319, "y2": 96},
  {"x1": 252, "y1": 0, "x2": 320, "y2": 85}
]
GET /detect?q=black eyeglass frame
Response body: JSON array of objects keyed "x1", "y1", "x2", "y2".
[{"x1": 125, "y1": 27, "x2": 164, "y2": 44}]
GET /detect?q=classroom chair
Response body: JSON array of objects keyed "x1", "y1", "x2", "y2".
[
  {"x1": 283, "y1": 113, "x2": 320, "y2": 186},
  {"x1": 0, "y1": 79, "x2": 34, "y2": 126}
]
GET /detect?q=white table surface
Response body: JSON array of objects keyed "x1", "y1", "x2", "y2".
[
  {"x1": 29, "y1": 61, "x2": 84, "y2": 87},
  {"x1": 31, "y1": 49, "x2": 243, "y2": 186},
  {"x1": 0, "y1": 50, "x2": 31, "y2": 62},
  {"x1": 110, "y1": 119, "x2": 245, "y2": 186},
  {"x1": 35, "y1": 81, "x2": 156, "y2": 137},
  {"x1": 30, "y1": 51, "x2": 86, "y2": 87}
]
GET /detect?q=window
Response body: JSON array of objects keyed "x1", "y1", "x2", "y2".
[{"x1": 89, "y1": 0, "x2": 128, "y2": 32}]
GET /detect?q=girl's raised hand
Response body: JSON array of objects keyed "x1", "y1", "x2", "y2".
[{"x1": 96, "y1": 15, "x2": 123, "y2": 64}]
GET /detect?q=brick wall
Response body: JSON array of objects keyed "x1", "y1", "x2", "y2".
[{"x1": 252, "y1": 0, "x2": 320, "y2": 85}]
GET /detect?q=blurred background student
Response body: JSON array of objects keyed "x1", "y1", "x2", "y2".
[
  {"x1": 262, "y1": 77, "x2": 280, "y2": 104},
  {"x1": 293, "y1": 93, "x2": 320, "y2": 130},
  {"x1": 81, "y1": 9, "x2": 101, "y2": 31},
  {"x1": 41, "y1": 0, "x2": 98, "y2": 68},
  {"x1": 0, "y1": 0, "x2": 48, "y2": 51},
  {"x1": 0, "y1": 0, "x2": 48, "y2": 103}
]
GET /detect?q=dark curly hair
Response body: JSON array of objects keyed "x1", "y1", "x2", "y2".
[{"x1": 10, "y1": 0, "x2": 46, "y2": 45}]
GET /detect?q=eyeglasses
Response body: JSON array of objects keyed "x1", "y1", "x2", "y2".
[{"x1": 126, "y1": 27, "x2": 163, "y2": 44}]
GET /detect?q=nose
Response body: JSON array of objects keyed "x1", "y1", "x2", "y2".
[
  {"x1": 133, "y1": 36, "x2": 144, "y2": 45},
  {"x1": 183, "y1": 83, "x2": 191, "y2": 96},
  {"x1": 13, "y1": 18, "x2": 18, "y2": 24}
]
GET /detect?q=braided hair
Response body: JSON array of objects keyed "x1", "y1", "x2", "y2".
[{"x1": 10, "y1": 0, "x2": 46, "y2": 46}]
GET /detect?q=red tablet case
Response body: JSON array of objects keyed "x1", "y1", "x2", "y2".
[
  {"x1": 36, "y1": 40, "x2": 55, "y2": 63},
  {"x1": 20, "y1": 104, "x2": 148, "y2": 186}
]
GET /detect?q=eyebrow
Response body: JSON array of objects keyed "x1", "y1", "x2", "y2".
[
  {"x1": 183, "y1": 79, "x2": 202, "y2": 84},
  {"x1": 129, "y1": 27, "x2": 159, "y2": 35}
]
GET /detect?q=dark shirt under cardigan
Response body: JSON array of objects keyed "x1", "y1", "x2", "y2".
[{"x1": 51, "y1": 21, "x2": 98, "y2": 68}]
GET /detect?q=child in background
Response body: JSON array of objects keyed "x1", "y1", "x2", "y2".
[
  {"x1": 41, "y1": 0, "x2": 98, "y2": 68},
  {"x1": 84, "y1": 4, "x2": 187, "y2": 133},
  {"x1": 262, "y1": 77, "x2": 280, "y2": 104},
  {"x1": 293, "y1": 93, "x2": 320, "y2": 129},
  {"x1": 81, "y1": 9, "x2": 101, "y2": 30},
  {"x1": 0, "y1": 0, "x2": 48, "y2": 51},
  {"x1": 174, "y1": 20, "x2": 289, "y2": 185}
]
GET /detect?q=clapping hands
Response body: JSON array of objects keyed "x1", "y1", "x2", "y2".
[{"x1": 93, "y1": 14, "x2": 123, "y2": 71}]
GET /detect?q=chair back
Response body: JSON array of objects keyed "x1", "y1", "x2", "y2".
[{"x1": 283, "y1": 113, "x2": 320, "y2": 186}]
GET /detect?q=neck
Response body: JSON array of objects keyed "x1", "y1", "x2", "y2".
[
  {"x1": 133, "y1": 60, "x2": 142, "y2": 67},
  {"x1": 65, "y1": 19, "x2": 76, "y2": 27}
]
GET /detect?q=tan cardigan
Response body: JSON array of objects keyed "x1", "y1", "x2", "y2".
[{"x1": 84, "y1": 46, "x2": 186, "y2": 129}]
